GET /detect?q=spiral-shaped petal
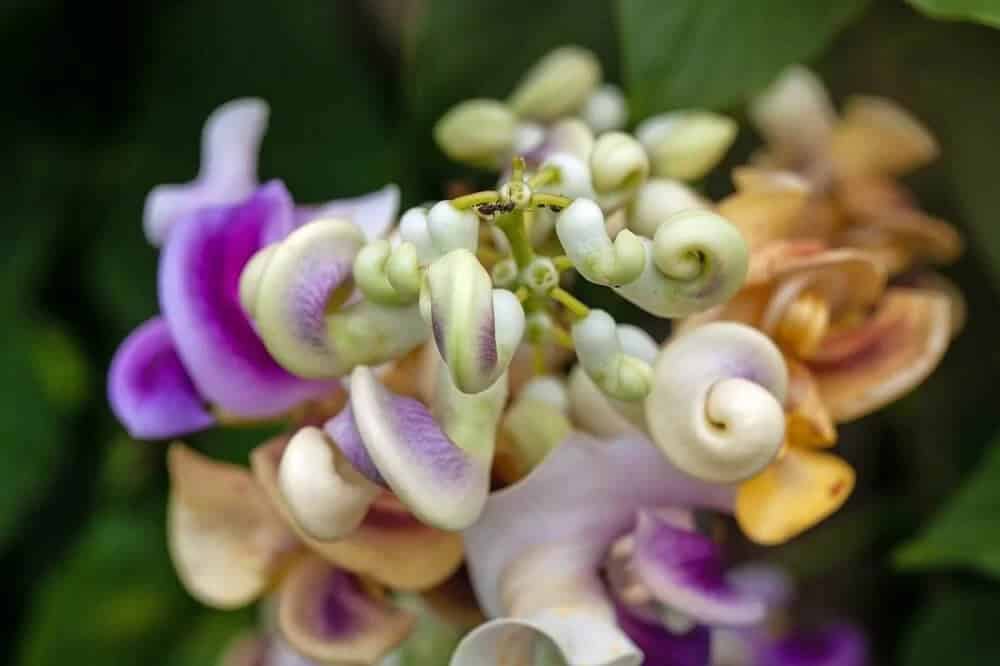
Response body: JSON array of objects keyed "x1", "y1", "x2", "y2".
[
  {"x1": 556, "y1": 198, "x2": 646, "y2": 287},
  {"x1": 615, "y1": 209, "x2": 748, "y2": 318},
  {"x1": 645, "y1": 323, "x2": 787, "y2": 483}
]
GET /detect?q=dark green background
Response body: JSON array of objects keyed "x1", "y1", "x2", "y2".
[{"x1": 4, "y1": 1, "x2": 1000, "y2": 664}]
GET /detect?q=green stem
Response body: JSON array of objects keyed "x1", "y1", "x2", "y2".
[
  {"x1": 528, "y1": 165, "x2": 560, "y2": 188},
  {"x1": 531, "y1": 193, "x2": 572, "y2": 211},
  {"x1": 550, "y1": 287, "x2": 590, "y2": 319},
  {"x1": 497, "y1": 210, "x2": 535, "y2": 268},
  {"x1": 451, "y1": 190, "x2": 499, "y2": 210}
]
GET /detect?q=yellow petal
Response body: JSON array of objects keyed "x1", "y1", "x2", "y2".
[
  {"x1": 167, "y1": 443, "x2": 296, "y2": 609},
  {"x1": 808, "y1": 287, "x2": 952, "y2": 422},
  {"x1": 736, "y1": 447, "x2": 854, "y2": 545},
  {"x1": 277, "y1": 556, "x2": 415, "y2": 665},
  {"x1": 251, "y1": 437, "x2": 464, "y2": 591},
  {"x1": 830, "y1": 96, "x2": 938, "y2": 177},
  {"x1": 785, "y1": 359, "x2": 837, "y2": 448}
]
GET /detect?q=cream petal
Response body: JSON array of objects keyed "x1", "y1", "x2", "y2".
[
  {"x1": 167, "y1": 443, "x2": 295, "y2": 609},
  {"x1": 251, "y1": 438, "x2": 464, "y2": 591},
  {"x1": 829, "y1": 96, "x2": 938, "y2": 177}
]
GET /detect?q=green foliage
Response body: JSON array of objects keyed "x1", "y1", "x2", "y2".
[
  {"x1": 617, "y1": 0, "x2": 869, "y2": 118},
  {"x1": 909, "y1": 0, "x2": 1000, "y2": 27},
  {"x1": 896, "y1": 436, "x2": 1000, "y2": 577},
  {"x1": 903, "y1": 588, "x2": 1000, "y2": 665}
]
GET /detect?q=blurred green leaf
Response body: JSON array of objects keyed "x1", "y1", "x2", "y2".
[
  {"x1": 17, "y1": 508, "x2": 192, "y2": 666},
  {"x1": 903, "y1": 588, "x2": 1000, "y2": 665},
  {"x1": 896, "y1": 435, "x2": 1000, "y2": 576},
  {"x1": 30, "y1": 322, "x2": 91, "y2": 411},
  {"x1": 908, "y1": 0, "x2": 1000, "y2": 27},
  {"x1": 617, "y1": 0, "x2": 869, "y2": 118},
  {"x1": 164, "y1": 609, "x2": 254, "y2": 666},
  {"x1": 0, "y1": 324, "x2": 68, "y2": 550}
]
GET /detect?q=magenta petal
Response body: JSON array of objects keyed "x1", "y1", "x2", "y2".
[
  {"x1": 613, "y1": 598, "x2": 711, "y2": 666},
  {"x1": 108, "y1": 317, "x2": 215, "y2": 439},
  {"x1": 143, "y1": 98, "x2": 268, "y2": 246},
  {"x1": 757, "y1": 623, "x2": 867, "y2": 666},
  {"x1": 159, "y1": 181, "x2": 337, "y2": 416},
  {"x1": 632, "y1": 510, "x2": 765, "y2": 626}
]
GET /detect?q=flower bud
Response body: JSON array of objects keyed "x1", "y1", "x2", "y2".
[
  {"x1": 572, "y1": 309, "x2": 653, "y2": 402},
  {"x1": 427, "y1": 201, "x2": 479, "y2": 256},
  {"x1": 580, "y1": 84, "x2": 628, "y2": 134},
  {"x1": 537, "y1": 153, "x2": 596, "y2": 201},
  {"x1": 434, "y1": 99, "x2": 517, "y2": 167},
  {"x1": 628, "y1": 178, "x2": 708, "y2": 238},
  {"x1": 556, "y1": 198, "x2": 646, "y2": 287},
  {"x1": 636, "y1": 111, "x2": 737, "y2": 181},
  {"x1": 508, "y1": 46, "x2": 601, "y2": 121},
  {"x1": 590, "y1": 131, "x2": 649, "y2": 210}
]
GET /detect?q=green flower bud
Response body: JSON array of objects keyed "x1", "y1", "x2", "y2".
[
  {"x1": 508, "y1": 46, "x2": 601, "y2": 121},
  {"x1": 636, "y1": 111, "x2": 737, "y2": 181},
  {"x1": 434, "y1": 99, "x2": 517, "y2": 167}
]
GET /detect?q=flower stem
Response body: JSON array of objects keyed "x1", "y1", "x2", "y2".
[
  {"x1": 451, "y1": 190, "x2": 499, "y2": 210},
  {"x1": 530, "y1": 192, "x2": 572, "y2": 211},
  {"x1": 497, "y1": 210, "x2": 535, "y2": 268},
  {"x1": 550, "y1": 287, "x2": 590, "y2": 319}
]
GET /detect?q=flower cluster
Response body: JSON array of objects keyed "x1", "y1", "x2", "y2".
[{"x1": 107, "y1": 47, "x2": 962, "y2": 666}]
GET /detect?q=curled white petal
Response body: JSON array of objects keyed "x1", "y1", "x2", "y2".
[
  {"x1": 398, "y1": 207, "x2": 437, "y2": 264},
  {"x1": 628, "y1": 178, "x2": 709, "y2": 238},
  {"x1": 238, "y1": 244, "x2": 277, "y2": 318},
  {"x1": 556, "y1": 198, "x2": 646, "y2": 286},
  {"x1": 614, "y1": 209, "x2": 749, "y2": 317},
  {"x1": 353, "y1": 240, "x2": 421, "y2": 305},
  {"x1": 645, "y1": 322, "x2": 787, "y2": 483},
  {"x1": 572, "y1": 309, "x2": 652, "y2": 402},
  {"x1": 277, "y1": 426, "x2": 379, "y2": 541}
]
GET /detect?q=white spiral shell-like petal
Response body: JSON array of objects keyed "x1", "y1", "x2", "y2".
[{"x1": 646, "y1": 322, "x2": 788, "y2": 483}]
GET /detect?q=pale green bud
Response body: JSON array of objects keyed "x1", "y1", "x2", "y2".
[
  {"x1": 636, "y1": 110, "x2": 737, "y2": 181},
  {"x1": 571, "y1": 309, "x2": 653, "y2": 402},
  {"x1": 555, "y1": 198, "x2": 645, "y2": 287},
  {"x1": 434, "y1": 98, "x2": 517, "y2": 167},
  {"x1": 508, "y1": 46, "x2": 601, "y2": 121},
  {"x1": 581, "y1": 84, "x2": 628, "y2": 134},
  {"x1": 590, "y1": 131, "x2": 649, "y2": 210}
]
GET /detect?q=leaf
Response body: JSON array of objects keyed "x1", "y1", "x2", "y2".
[
  {"x1": 896, "y1": 435, "x2": 1000, "y2": 577},
  {"x1": 0, "y1": 324, "x2": 69, "y2": 550},
  {"x1": 908, "y1": 0, "x2": 1000, "y2": 27},
  {"x1": 17, "y1": 509, "x2": 194, "y2": 666},
  {"x1": 617, "y1": 0, "x2": 869, "y2": 118},
  {"x1": 902, "y1": 588, "x2": 1000, "y2": 666},
  {"x1": 164, "y1": 609, "x2": 255, "y2": 666}
]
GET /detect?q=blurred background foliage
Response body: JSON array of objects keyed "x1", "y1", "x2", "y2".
[{"x1": 3, "y1": 0, "x2": 1000, "y2": 664}]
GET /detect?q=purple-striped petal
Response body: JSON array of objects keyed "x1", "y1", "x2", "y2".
[
  {"x1": 144, "y1": 98, "x2": 267, "y2": 245},
  {"x1": 295, "y1": 184, "x2": 401, "y2": 241},
  {"x1": 465, "y1": 434, "x2": 734, "y2": 620},
  {"x1": 757, "y1": 623, "x2": 867, "y2": 666},
  {"x1": 108, "y1": 317, "x2": 215, "y2": 439},
  {"x1": 613, "y1": 599, "x2": 711, "y2": 666},
  {"x1": 159, "y1": 181, "x2": 337, "y2": 417},
  {"x1": 345, "y1": 365, "x2": 501, "y2": 530},
  {"x1": 276, "y1": 557, "x2": 414, "y2": 664},
  {"x1": 630, "y1": 510, "x2": 765, "y2": 626}
]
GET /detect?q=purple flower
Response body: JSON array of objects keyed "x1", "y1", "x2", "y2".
[
  {"x1": 109, "y1": 99, "x2": 400, "y2": 439},
  {"x1": 451, "y1": 433, "x2": 762, "y2": 666}
]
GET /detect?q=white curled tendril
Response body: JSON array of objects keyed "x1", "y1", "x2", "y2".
[
  {"x1": 645, "y1": 322, "x2": 788, "y2": 483},
  {"x1": 614, "y1": 208, "x2": 749, "y2": 318},
  {"x1": 555, "y1": 198, "x2": 646, "y2": 287},
  {"x1": 571, "y1": 309, "x2": 653, "y2": 402}
]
